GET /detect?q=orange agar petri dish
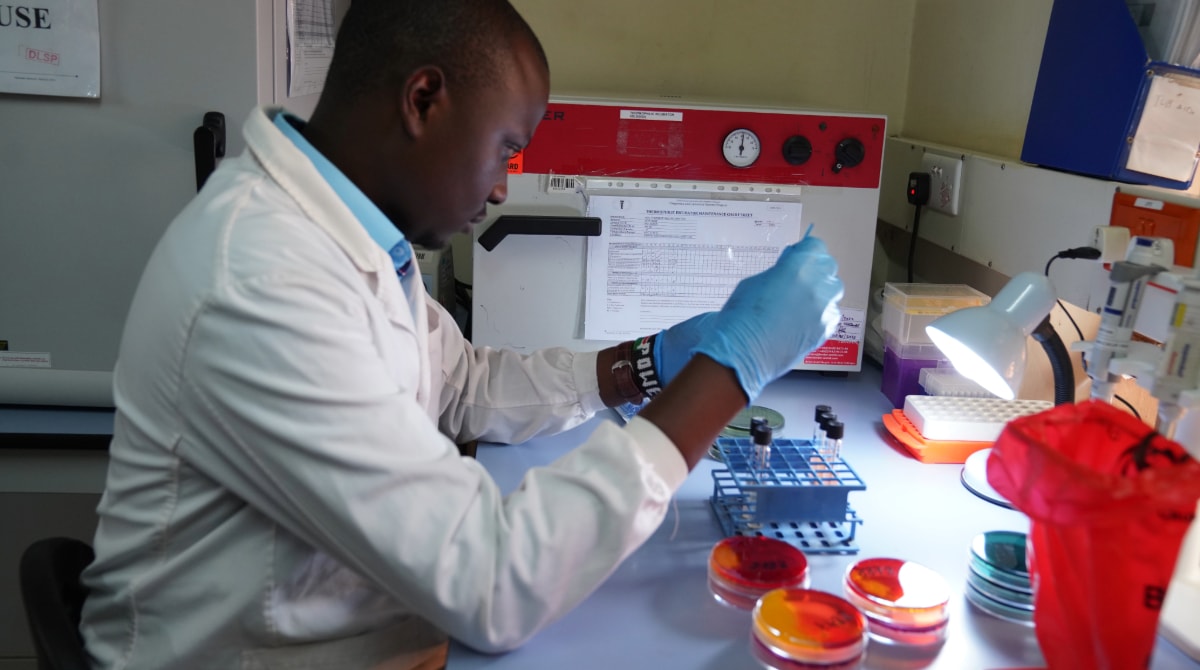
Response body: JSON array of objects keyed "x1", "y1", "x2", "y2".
[
  {"x1": 708, "y1": 536, "x2": 811, "y2": 610},
  {"x1": 842, "y1": 557, "x2": 951, "y2": 645},
  {"x1": 751, "y1": 588, "x2": 866, "y2": 668}
]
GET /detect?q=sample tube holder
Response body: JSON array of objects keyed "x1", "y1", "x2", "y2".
[{"x1": 710, "y1": 437, "x2": 866, "y2": 555}]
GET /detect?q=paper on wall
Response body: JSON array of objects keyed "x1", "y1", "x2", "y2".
[
  {"x1": 287, "y1": 0, "x2": 335, "y2": 98},
  {"x1": 1126, "y1": 73, "x2": 1200, "y2": 183},
  {"x1": 0, "y1": 0, "x2": 99, "y2": 98}
]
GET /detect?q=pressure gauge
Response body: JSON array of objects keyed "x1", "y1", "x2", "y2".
[{"x1": 722, "y1": 129, "x2": 761, "y2": 168}]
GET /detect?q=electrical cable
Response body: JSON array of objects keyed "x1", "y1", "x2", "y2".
[
  {"x1": 904, "y1": 172, "x2": 930, "y2": 284},
  {"x1": 1044, "y1": 246, "x2": 1140, "y2": 418},
  {"x1": 906, "y1": 205, "x2": 921, "y2": 283},
  {"x1": 1044, "y1": 256, "x2": 1087, "y2": 345},
  {"x1": 1114, "y1": 394, "x2": 1143, "y2": 420}
]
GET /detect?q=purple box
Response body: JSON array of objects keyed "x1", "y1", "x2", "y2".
[{"x1": 881, "y1": 336, "x2": 948, "y2": 409}]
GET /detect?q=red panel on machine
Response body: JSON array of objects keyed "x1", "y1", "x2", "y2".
[{"x1": 517, "y1": 101, "x2": 886, "y2": 189}]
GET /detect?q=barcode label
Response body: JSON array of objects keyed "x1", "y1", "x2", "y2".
[{"x1": 547, "y1": 175, "x2": 576, "y2": 193}]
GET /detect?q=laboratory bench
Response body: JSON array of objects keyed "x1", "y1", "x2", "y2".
[
  {"x1": 0, "y1": 366, "x2": 1196, "y2": 669},
  {"x1": 448, "y1": 363, "x2": 1199, "y2": 670}
]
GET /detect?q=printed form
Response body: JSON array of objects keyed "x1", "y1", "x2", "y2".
[{"x1": 584, "y1": 196, "x2": 802, "y2": 340}]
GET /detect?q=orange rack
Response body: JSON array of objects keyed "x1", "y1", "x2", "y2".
[{"x1": 881, "y1": 409, "x2": 992, "y2": 464}]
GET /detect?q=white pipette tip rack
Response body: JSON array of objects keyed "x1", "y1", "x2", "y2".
[{"x1": 903, "y1": 396, "x2": 1053, "y2": 442}]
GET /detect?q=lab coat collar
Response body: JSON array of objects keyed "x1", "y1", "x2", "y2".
[
  {"x1": 243, "y1": 107, "x2": 388, "y2": 277},
  {"x1": 268, "y1": 111, "x2": 415, "y2": 279}
]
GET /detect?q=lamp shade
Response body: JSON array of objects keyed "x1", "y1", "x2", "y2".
[{"x1": 924, "y1": 272, "x2": 1057, "y2": 400}]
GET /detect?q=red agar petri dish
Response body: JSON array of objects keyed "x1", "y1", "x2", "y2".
[
  {"x1": 751, "y1": 588, "x2": 866, "y2": 668},
  {"x1": 842, "y1": 557, "x2": 951, "y2": 645},
  {"x1": 708, "y1": 536, "x2": 811, "y2": 610}
]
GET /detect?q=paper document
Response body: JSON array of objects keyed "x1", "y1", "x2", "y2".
[
  {"x1": 0, "y1": 0, "x2": 100, "y2": 98},
  {"x1": 1126, "y1": 73, "x2": 1200, "y2": 182},
  {"x1": 583, "y1": 196, "x2": 803, "y2": 340},
  {"x1": 287, "y1": 0, "x2": 335, "y2": 98}
]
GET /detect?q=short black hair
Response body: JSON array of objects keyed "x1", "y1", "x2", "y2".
[{"x1": 324, "y1": 0, "x2": 547, "y2": 102}]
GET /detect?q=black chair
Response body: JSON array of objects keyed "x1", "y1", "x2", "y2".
[{"x1": 19, "y1": 537, "x2": 95, "y2": 670}]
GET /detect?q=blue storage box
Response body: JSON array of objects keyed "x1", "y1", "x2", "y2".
[{"x1": 1022, "y1": 0, "x2": 1200, "y2": 190}]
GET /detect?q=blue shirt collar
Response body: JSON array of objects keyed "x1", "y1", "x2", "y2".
[{"x1": 272, "y1": 112, "x2": 413, "y2": 276}]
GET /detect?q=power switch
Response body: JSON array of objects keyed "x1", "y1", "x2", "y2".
[{"x1": 907, "y1": 172, "x2": 931, "y2": 206}]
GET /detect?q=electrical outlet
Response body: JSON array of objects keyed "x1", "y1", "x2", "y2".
[{"x1": 921, "y1": 152, "x2": 963, "y2": 216}]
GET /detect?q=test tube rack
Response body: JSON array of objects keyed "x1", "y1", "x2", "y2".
[{"x1": 710, "y1": 437, "x2": 866, "y2": 555}]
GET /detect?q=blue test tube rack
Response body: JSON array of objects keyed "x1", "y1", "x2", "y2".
[{"x1": 710, "y1": 437, "x2": 866, "y2": 555}]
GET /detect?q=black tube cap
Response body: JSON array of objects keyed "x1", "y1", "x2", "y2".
[{"x1": 825, "y1": 421, "x2": 844, "y2": 440}]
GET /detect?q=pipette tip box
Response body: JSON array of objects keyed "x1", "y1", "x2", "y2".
[
  {"x1": 710, "y1": 437, "x2": 866, "y2": 555},
  {"x1": 882, "y1": 396, "x2": 1054, "y2": 463}
]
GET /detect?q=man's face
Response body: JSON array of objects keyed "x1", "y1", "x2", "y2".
[{"x1": 402, "y1": 40, "x2": 549, "y2": 249}]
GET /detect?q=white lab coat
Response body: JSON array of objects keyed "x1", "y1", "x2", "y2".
[{"x1": 80, "y1": 107, "x2": 688, "y2": 670}]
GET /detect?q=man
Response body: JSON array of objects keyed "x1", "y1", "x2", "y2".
[{"x1": 79, "y1": 1, "x2": 843, "y2": 668}]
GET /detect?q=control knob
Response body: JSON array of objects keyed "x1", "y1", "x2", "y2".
[
  {"x1": 781, "y1": 135, "x2": 813, "y2": 166},
  {"x1": 832, "y1": 138, "x2": 865, "y2": 173}
]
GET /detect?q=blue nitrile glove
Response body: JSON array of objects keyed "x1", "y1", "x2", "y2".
[
  {"x1": 693, "y1": 236, "x2": 844, "y2": 401},
  {"x1": 652, "y1": 311, "x2": 719, "y2": 388}
]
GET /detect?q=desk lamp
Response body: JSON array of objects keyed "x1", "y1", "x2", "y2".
[{"x1": 924, "y1": 272, "x2": 1075, "y2": 506}]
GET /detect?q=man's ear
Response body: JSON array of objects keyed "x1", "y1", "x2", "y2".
[{"x1": 399, "y1": 66, "x2": 448, "y2": 138}]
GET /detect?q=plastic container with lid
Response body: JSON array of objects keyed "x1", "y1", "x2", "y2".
[
  {"x1": 881, "y1": 335, "x2": 950, "y2": 409},
  {"x1": 708, "y1": 536, "x2": 811, "y2": 610},
  {"x1": 751, "y1": 588, "x2": 867, "y2": 669},
  {"x1": 881, "y1": 283, "x2": 991, "y2": 345},
  {"x1": 919, "y1": 367, "x2": 996, "y2": 398},
  {"x1": 823, "y1": 421, "x2": 844, "y2": 460},
  {"x1": 842, "y1": 557, "x2": 951, "y2": 646}
]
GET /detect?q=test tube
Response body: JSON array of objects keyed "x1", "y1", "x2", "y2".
[
  {"x1": 751, "y1": 416, "x2": 769, "y2": 434},
  {"x1": 817, "y1": 411, "x2": 837, "y2": 457},
  {"x1": 824, "y1": 420, "x2": 844, "y2": 460},
  {"x1": 751, "y1": 420, "x2": 773, "y2": 471},
  {"x1": 813, "y1": 405, "x2": 832, "y2": 443}
]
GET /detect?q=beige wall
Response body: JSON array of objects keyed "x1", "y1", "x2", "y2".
[
  {"x1": 512, "y1": 0, "x2": 1058, "y2": 160},
  {"x1": 511, "y1": 0, "x2": 916, "y2": 126},
  {"x1": 903, "y1": 0, "x2": 1053, "y2": 158}
]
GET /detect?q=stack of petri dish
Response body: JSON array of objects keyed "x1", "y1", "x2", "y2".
[
  {"x1": 841, "y1": 557, "x2": 951, "y2": 646},
  {"x1": 964, "y1": 530, "x2": 1034, "y2": 625},
  {"x1": 708, "y1": 536, "x2": 811, "y2": 610},
  {"x1": 751, "y1": 588, "x2": 867, "y2": 669}
]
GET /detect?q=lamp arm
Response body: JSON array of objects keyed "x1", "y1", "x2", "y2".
[{"x1": 1032, "y1": 316, "x2": 1075, "y2": 405}]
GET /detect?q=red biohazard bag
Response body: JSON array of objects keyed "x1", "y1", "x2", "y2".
[{"x1": 987, "y1": 400, "x2": 1200, "y2": 670}]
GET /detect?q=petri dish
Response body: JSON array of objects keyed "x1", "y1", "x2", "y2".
[
  {"x1": 964, "y1": 580, "x2": 1035, "y2": 626},
  {"x1": 721, "y1": 425, "x2": 753, "y2": 439},
  {"x1": 752, "y1": 588, "x2": 866, "y2": 667},
  {"x1": 965, "y1": 568, "x2": 1034, "y2": 610},
  {"x1": 709, "y1": 536, "x2": 811, "y2": 610},
  {"x1": 750, "y1": 632, "x2": 863, "y2": 670},
  {"x1": 730, "y1": 406, "x2": 786, "y2": 432},
  {"x1": 842, "y1": 558, "x2": 951, "y2": 645},
  {"x1": 967, "y1": 554, "x2": 1033, "y2": 593},
  {"x1": 970, "y1": 531, "x2": 1029, "y2": 578}
]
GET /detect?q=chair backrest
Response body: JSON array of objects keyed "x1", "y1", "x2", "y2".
[{"x1": 19, "y1": 537, "x2": 95, "y2": 670}]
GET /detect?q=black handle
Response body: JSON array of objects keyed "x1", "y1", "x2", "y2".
[
  {"x1": 193, "y1": 111, "x2": 226, "y2": 191},
  {"x1": 477, "y1": 215, "x2": 602, "y2": 251}
]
